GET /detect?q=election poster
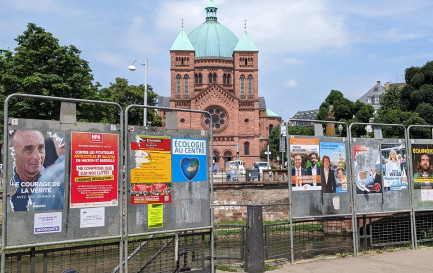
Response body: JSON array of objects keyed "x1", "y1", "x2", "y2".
[
  {"x1": 8, "y1": 130, "x2": 65, "y2": 212},
  {"x1": 411, "y1": 144, "x2": 433, "y2": 194},
  {"x1": 171, "y1": 138, "x2": 207, "y2": 182},
  {"x1": 353, "y1": 144, "x2": 382, "y2": 194},
  {"x1": 290, "y1": 138, "x2": 320, "y2": 191},
  {"x1": 130, "y1": 135, "x2": 172, "y2": 204},
  {"x1": 381, "y1": 144, "x2": 407, "y2": 191},
  {"x1": 70, "y1": 132, "x2": 119, "y2": 208},
  {"x1": 320, "y1": 142, "x2": 347, "y2": 193}
]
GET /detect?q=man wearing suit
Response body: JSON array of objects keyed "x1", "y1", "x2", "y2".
[
  {"x1": 306, "y1": 152, "x2": 321, "y2": 176},
  {"x1": 291, "y1": 155, "x2": 307, "y2": 176},
  {"x1": 321, "y1": 155, "x2": 336, "y2": 193}
]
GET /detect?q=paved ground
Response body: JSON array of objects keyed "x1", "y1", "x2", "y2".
[{"x1": 216, "y1": 247, "x2": 433, "y2": 273}]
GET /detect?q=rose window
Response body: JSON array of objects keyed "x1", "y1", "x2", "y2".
[{"x1": 203, "y1": 106, "x2": 228, "y2": 132}]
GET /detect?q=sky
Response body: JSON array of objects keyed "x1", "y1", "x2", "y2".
[{"x1": 1, "y1": 0, "x2": 433, "y2": 121}]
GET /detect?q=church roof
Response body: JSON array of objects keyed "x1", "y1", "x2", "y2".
[
  {"x1": 266, "y1": 108, "x2": 279, "y2": 117},
  {"x1": 234, "y1": 29, "x2": 258, "y2": 52},
  {"x1": 187, "y1": 0, "x2": 239, "y2": 58},
  {"x1": 170, "y1": 29, "x2": 195, "y2": 51}
]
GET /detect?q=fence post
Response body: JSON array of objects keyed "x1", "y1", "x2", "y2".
[{"x1": 244, "y1": 204, "x2": 265, "y2": 273}]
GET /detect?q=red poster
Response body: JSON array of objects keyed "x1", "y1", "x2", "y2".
[{"x1": 70, "y1": 132, "x2": 119, "y2": 208}]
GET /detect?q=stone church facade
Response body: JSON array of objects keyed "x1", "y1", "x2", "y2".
[{"x1": 158, "y1": 0, "x2": 281, "y2": 170}]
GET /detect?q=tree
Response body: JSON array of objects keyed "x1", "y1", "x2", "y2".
[
  {"x1": 0, "y1": 23, "x2": 101, "y2": 123},
  {"x1": 99, "y1": 77, "x2": 162, "y2": 126},
  {"x1": 316, "y1": 90, "x2": 374, "y2": 136}
]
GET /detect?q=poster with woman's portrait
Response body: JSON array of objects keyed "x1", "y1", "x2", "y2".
[{"x1": 381, "y1": 144, "x2": 407, "y2": 191}]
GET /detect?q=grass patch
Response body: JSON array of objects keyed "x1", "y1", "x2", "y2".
[{"x1": 215, "y1": 265, "x2": 238, "y2": 272}]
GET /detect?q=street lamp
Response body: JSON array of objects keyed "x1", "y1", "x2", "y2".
[{"x1": 128, "y1": 59, "x2": 148, "y2": 126}]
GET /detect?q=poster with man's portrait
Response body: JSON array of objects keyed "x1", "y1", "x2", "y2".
[
  {"x1": 290, "y1": 138, "x2": 320, "y2": 191},
  {"x1": 353, "y1": 144, "x2": 382, "y2": 194},
  {"x1": 412, "y1": 144, "x2": 433, "y2": 190},
  {"x1": 8, "y1": 130, "x2": 65, "y2": 212}
]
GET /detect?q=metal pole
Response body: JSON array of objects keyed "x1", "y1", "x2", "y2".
[{"x1": 144, "y1": 58, "x2": 148, "y2": 126}]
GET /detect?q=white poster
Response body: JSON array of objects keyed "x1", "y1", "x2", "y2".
[
  {"x1": 34, "y1": 212, "x2": 62, "y2": 234},
  {"x1": 80, "y1": 207, "x2": 105, "y2": 228}
]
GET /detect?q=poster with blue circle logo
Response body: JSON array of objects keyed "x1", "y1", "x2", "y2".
[{"x1": 171, "y1": 138, "x2": 207, "y2": 182}]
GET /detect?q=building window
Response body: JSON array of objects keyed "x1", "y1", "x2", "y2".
[
  {"x1": 184, "y1": 75, "x2": 189, "y2": 95},
  {"x1": 195, "y1": 74, "x2": 198, "y2": 84},
  {"x1": 269, "y1": 124, "x2": 274, "y2": 135},
  {"x1": 180, "y1": 118, "x2": 185, "y2": 123},
  {"x1": 198, "y1": 73, "x2": 202, "y2": 84},
  {"x1": 227, "y1": 74, "x2": 231, "y2": 84},
  {"x1": 223, "y1": 74, "x2": 227, "y2": 84},
  {"x1": 208, "y1": 73, "x2": 212, "y2": 83},
  {"x1": 375, "y1": 97, "x2": 379, "y2": 103},
  {"x1": 203, "y1": 106, "x2": 228, "y2": 132},
  {"x1": 248, "y1": 75, "x2": 253, "y2": 95},
  {"x1": 240, "y1": 75, "x2": 245, "y2": 95},
  {"x1": 176, "y1": 75, "x2": 181, "y2": 95},
  {"x1": 244, "y1": 118, "x2": 249, "y2": 123},
  {"x1": 367, "y1": 97, "x2": 371, "y2": 103},
  {"x1": 244, "y1": 142, "x2": 250, "y2": 155},
  {"x1": 213, "y1": 73, "x2": 217, "y2": 83}
]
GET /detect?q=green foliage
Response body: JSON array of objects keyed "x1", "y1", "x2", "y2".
[
  {"x1": 99, "y1": 77, "x2": 162, "y2": 126},
  {"x1": 0, "y1": 23, "x2": 100, "y2": 119},
  {"x1": 316, "y1": 90, "x2": 374, "y2": 137},
  {"x1": 215, "y1": 265, "x2": 238, "y2": 272}
]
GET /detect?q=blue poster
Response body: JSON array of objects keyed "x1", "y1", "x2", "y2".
[
  {"x1": 319, "y1": 142, "x2": 347, "y2": 193},
  {"x1": 171, "y1": 138, "x2": 207, "y2": 182}
]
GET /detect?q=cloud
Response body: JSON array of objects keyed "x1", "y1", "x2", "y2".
[
  {"x1": 155, "y1": 0, "x2": 350, "y2": 54},
  {"x1": 283, "y1": 58, "x2": 303, "y2": 65},
  {"x1": 283, "y1": 79, "x2": 299, "y2": 88}
]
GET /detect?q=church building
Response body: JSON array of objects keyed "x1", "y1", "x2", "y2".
[{"x1": 158, "y1": 0, "x2": 281, "y2": 170}]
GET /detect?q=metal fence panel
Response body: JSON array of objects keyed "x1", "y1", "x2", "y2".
[
  {"x1": 4, "y1": 119, "x2": 122, "y2": 247},
  {"x1": 407, "y1": 139, "x2": 433, "y2": 211},
  {"x1": 126, "y1": 127, "x2": 211, "y2": 235},
  {"x1": 289, "y1": 136, "x2": 352, "y2": 218},
  {"x1": 350, "y1": 138, "x2": 410, "y2": 214}
]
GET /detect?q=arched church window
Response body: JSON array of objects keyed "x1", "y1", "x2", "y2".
[
  {"x1": 240, "y1": 75, "x2": 245, "y2": 95},
  {"x1": 223, "y1": 74, "x2": 227, "y2": 84},
  {"x1": 244, "y1": 142, "x2": 250, "y2": 155},
  {"x1": 213, "y1": 73, "x2": 217, "y2": 83},
  {"x1": 195, "y1": 74, "x2": 198, "y2": 84},
  {"x1": 184, "y1": 75, "x2": 189, "y2": 95},
  {"x1": 176, "y1": 75, "x2": 181, "y2": 95},
  {"x1": 198, "y1": 73, "x2": 202, "y2": 84},
  {"x1": 248, "y1": 75, "x2": 253, "y2": 95},
  {"x1": 269, "y1": 124, "x2": 274, "y2": 135},
  {"x1": 208, "y1": 73, "x2": 212, "y2": 83}
]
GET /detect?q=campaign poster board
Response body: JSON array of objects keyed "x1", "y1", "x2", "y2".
[
  {"x1": 171, "y1": 138, "x2": 207, "y2": 182},
  {"x1": 8, "y1": 130, "x2": 65, "y2": 212},
  {"x1": 290, "y1": 138, "x2": 320, "y2": 191},
  {"x1": 353, "y1": 144, "x2": 382, "y2": 194},
  {"x1": 320, "y1": 142, "x2": 347, "y2": 193},
  {"x1": 412, "y1": 144, "x2": 433, "y2": 202},
  {"x1": 130, "y1": 135, "x2": 172, "y2": 204},
  {"x1": 381, "y1": 144, "x2": 408, "y2": 191},
  {"x1": 70, "y1": 132, "x2": 119, "y2": 208}
]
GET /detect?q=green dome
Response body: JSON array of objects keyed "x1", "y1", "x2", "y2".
[{"x1": 188, "y1": 0, "x2": 238, "y2": 58}]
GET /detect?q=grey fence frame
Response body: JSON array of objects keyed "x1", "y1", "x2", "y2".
[
  {"x1": 1, "y1": 93, "x2": 124, "y2": 273},
  {"x1": 287, "y1": 119, "x2": 353, "y2": 264},
  {"x1": 124, "y1": 104, "x2": 215, "y2": 273},
  {"x1": 348, "y1": 122, "x2": 414, "y2": 254}
]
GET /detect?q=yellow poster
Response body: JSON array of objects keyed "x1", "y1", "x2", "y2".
[
  {"x1": 130, "y1": 136, "x2": 172, "y2": 183},
  {"x1": 148, "y1": 204, "x2": 163, "y2": 229}
]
